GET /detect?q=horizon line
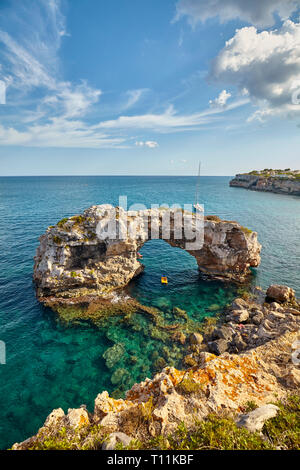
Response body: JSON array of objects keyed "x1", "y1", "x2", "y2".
[{"x1": 0, "y1": 174, "x2": 234, "y2": 177}]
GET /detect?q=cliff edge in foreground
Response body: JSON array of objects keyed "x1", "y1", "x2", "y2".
[
  {"x1": 230, "y1": 169, "x2": 300, "y2": 196},
  {"x1": 12, "y1": 284, "x2": 300, "y2": 450}
]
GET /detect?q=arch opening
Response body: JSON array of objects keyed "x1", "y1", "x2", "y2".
[{"x1": 128, "y1": 239, "x2": 238, "y2": 323}]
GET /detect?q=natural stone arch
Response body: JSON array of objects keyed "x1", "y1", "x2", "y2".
[{"x1": 34, "y1": 205, "x2": 261, "y2": 302}]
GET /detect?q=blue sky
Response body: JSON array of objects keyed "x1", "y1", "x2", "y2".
[{"x1": 0, "y1": 0, "x2": 300, "y2": 175}]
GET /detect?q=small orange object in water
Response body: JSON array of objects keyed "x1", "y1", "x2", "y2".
[{"x1": 161, "y1": 276, "x2": 168, "y2": 284}]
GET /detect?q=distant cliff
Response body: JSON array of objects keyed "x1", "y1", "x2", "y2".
[{"x1": 230, "y1": 169, "x2": 300, "y2": 196}]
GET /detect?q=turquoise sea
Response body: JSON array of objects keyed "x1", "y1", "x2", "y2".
[{"x1": 0, "y1": 176, "x2": 299, "y2": 449}]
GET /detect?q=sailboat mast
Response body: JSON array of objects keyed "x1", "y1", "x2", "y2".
[{"x1": 194, "y1": 161, "x2": 201, "y2": 206}]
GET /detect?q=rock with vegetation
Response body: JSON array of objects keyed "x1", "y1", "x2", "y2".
[
  {"x1": 12, "y1": 323, "x2": 300, "y2": 450},
  {"x1": 33, "y1": 205, "x2": 261, "y2": 317},
  {"x1": 12, "y1": 281, "x2": 299, "y2": 451},
  {"x1": 230, "y1": 169, "x2": 300, "y2": 196}
]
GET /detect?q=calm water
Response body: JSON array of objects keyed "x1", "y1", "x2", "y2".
[{"x1": 0, "y1": 176, "x2": 299, "y2": 449}]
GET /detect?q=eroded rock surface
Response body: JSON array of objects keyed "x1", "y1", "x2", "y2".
[
  {"x1": 230, "y1": 172, "x2": 300, "y2": 196},
  {"x1": 34, "y1": 205, "x2": 261, "y2": 308},
  {"x1": 12, "y1": 327, "x2": 299, "y2": 449},
  {"x1": 12, "y1": 285, "x2": 300, "y2": 450}
]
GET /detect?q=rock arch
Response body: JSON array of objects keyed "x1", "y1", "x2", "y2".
[{"x1": 34, "y1": 205, "x2": 261, "y2": 302}]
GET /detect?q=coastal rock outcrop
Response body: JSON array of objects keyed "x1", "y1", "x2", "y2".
[
  {"x1": 12, "y1": 285, "x2": 300, "y2": 450},
  {"x1": 230, "y1": 170, "x2": 300, "y2": 196},
  {"x1": 34, "y1": 205, "x2": 261, "y2": 307},
  {"x1": 12, "y1": 329, "x2": 299, "y2": 450}
]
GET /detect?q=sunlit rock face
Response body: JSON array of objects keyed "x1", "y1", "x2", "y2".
[
  {"x1": 230, "y1": 173, "x2": 300, "y2": 196},
  {"x1": 33, "y1": 205, "x2": 261, "y2": 302}
]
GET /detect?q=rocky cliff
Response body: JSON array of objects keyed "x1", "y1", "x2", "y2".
[
  {"x1": 34, "y1": 205, "x2": 261, "y2": 310},
  {"x1": 12, "y1": 284, "x2": 300, "y2": 450},
  {"x1": 230, "y1": 172, "x2": 300, "y2": 196}
]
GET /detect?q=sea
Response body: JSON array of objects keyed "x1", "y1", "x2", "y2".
[{"x1": 0, "y1": 176, "x2": 299, "y2": 449}]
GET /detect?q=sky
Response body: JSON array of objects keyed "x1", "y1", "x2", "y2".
[{"x1": 0, "y1": 0, "x2": 300, "y2": 176}]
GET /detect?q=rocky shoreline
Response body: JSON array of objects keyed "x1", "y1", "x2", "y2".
[
  {"x1": 230, "y1": 170, "x2": 300, "y2": 196},
  {"x1": 12, "y1": 284, "x2": 300, "y2": 450},
  {"x1": 17, "y1": 206, "x2": 298, "y2": 451}
]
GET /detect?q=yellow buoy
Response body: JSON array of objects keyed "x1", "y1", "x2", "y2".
[{"x1": 161, "y1": 276, "x2": 168, "y2": 284}]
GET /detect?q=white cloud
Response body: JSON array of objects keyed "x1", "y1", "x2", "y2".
[
  {"x1": 124, "y1": 89, "x2": 148, "y2": 109},
  {"x1": 0, "y1": 0, "x2": 250, "y2": 148},
  {"x1": 174, "y1": 0, "x2": 300, "y2": 28},
  {"x1": 135, "y1": 140, "x2": 159, "y2": 148},
  {"x1": 95, "y1": 102, "x2": 248, "y2": 133},
  {"x1": 0, "y1": 118, "x2": 126, "y2": 148},
  {"x1": 210, "y1": 20, "x2": 300, "y2": 120},
  {"x1": 209, "y1": 89, "x2": 231, "y2": 107}
]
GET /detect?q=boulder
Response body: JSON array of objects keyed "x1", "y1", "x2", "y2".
[
  {"x1": 212, "y1": 325, "x2": 234, "y2": 341},
  {"x1": 232, "y1": 333, "x2": 247, "y2": 352},
  {"x1": 269, "y1": 302, "x2": 282, "y2": 311},
  {"x1": 44, "y1": 408, "x2": 65, "y2": 428},
  {"x1": 67, "y1": 407, "x2": 90, "y2": 428},
  {"x1": 252, "y1": 312, "x2": 264, "y2": 325},
  {"x1": 189, "y1": 332, "x2": 203, "y2": 345},
  {"x1": 231, "y1": 298, "x2": 249, "y2": 311},
  {"x1": 229, "y1": 309, "x2": 249, "y2": 323},
  {"x1": 208, "y1": 339, "x2": 229, "y2": 355},
  {"x1": 266, "y1": 285, "x2": 295, "y2": 303},
  {"x1": 284, "y1": 367, "x2": 300, "y2": 388},
  {"x1": 102, "y1": 432, "x2": 132, "y2": 450},
  {"x1": 236, "y1": 404, "x2": 280, "y2": 432},
  {"x1": 285, "y1": 307, "x2": 300, "y2": 316}
]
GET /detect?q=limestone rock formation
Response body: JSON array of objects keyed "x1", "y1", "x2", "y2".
[
  {"x1": 230, "y1": 172, "x2": 300, "y2": 196},
  {"x1": 266, "y1": 284, "x2": 296, "y2": 303},
  {"x1": 12, "y1": 283, "x2": 300, "y2": 450},
  {"x1": 34, "y1": 205, "x2": 261, "y2": 308},
  {"x1": 12, "y1": 329, "x2": 299, "y2": 449},
  {"x1": 202, "y1": 287, "x2": 300, "y2": 356}
]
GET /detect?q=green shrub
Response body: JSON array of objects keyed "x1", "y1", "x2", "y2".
[{"x1": 57, "y1": 218, "x2": 69, "y2": 228}]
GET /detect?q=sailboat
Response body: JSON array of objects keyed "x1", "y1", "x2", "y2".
[{"x1": 193, "y1": 161, "x2": 204, "y2": 213}]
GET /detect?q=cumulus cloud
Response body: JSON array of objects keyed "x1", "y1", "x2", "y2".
[
  {"x1": 174, "y1": 0, "x2": 300, "y2": 28},
  {"x1": 210, "y1": 20, "x2": 300, "y2": 120},
  {"x1": 135, "y1": 140, "x2": 159, "y2": 148},
  {"x1": 209, "y1": 89, "x2": 231, "y2": 107}
]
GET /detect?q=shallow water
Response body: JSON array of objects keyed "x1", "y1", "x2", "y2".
[{"x1": 0, "y1": 176, "x2": 299, "y2": 448}]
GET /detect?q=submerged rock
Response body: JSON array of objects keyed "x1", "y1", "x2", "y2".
[
  {"x1": 103, "y1": 343, "x2": 125, "y2": 369},
  {"x1": 111, "y1": 368, "x2": 131, "y2": 386}
]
